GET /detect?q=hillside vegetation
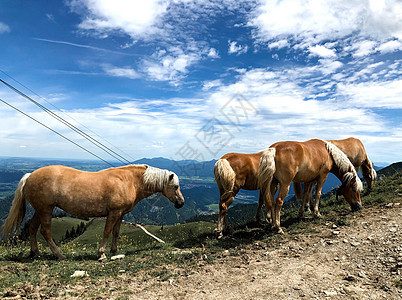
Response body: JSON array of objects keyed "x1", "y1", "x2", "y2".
[{"x1": 0, "y1": 169, "x2": 400, "y2": 299}]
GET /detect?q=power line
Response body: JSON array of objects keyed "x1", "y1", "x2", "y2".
[
  {"x1": 0, "y1": 97, "x2": 115, "y2": 167},
  {"x1": 0, "y1": 69, "x2": 136, "y2": 162},
  {"x1": 0, "y1": 77, "x2": 132, "y2": 165}
]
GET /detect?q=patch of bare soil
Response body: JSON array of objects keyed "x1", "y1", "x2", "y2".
[
  {"x1": 30, "y1": 205, "x2": 401, "y2": 300},
  {"x1": 122, "y1": 205, "x2": 401, "y2": 300}
]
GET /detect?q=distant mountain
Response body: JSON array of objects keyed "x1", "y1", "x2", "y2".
[
  {"x1": 377, "y1": 162, "x2": 402, "y2": 177},
  {"x1": 0, "y1": 156, "x2": 399, "y2": 227},
  {"x1": 134, "y1": 157, "x2": 217, "y2": 178}
]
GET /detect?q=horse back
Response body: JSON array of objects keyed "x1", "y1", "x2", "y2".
[
  {"x1": 270, "y1": 139, "x2": 332, "y2": 183},
  {"x1": 23, "y1": 165, "x2": 137, "y2": 217},
  {"x1": 328, "y1": 137, "x2": 367, "y2": 168},
  {"x1": 220, "y1": 152, "x2": 263, "y2": 190}
]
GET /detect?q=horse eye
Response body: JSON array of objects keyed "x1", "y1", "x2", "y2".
[{"x1": 174, "y1": 185, "x2": 179, "y2": 190}]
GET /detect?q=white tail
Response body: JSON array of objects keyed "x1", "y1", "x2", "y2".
[
  {"x1": 214, "y1": 159, "x2": 236, "y2": 199},
  {"x1": 324, "y1": 141, "x2": 363, "y2": 191},
  {"x1": 258, "y1": 148, "x2": 276, "y2": 195},
  {"x1": 1, "y1": 173, "x2": 31, "y2": 238}
]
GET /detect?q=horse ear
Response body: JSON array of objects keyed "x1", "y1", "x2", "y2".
[{"x1": 169, "y1": 173, "x2": 174, "y2": 181}]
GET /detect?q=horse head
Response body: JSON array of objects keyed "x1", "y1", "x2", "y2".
[
  {"x1": 162, "y1": 173, "x2": 184, "y2": 209},
  {"x1": 341, "y1": 176, "x2": 362, "y2": 212}
]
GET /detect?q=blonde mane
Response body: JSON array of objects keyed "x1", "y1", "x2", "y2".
[
  {"x1": 142, "y1": 165, "x2": 178, "y2": 192},
  {"x1": 324, "y1": 141, "x2": 363, "y2": 191}
]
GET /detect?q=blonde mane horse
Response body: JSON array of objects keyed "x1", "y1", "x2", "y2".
[
  {"x1": 214, "y1": 151, "x2": 263, "y2": 239},
  {"x1": 256, "y1": 137, "x2": 376, "y2": 218},
  {"x1": 258, "y1": 139, "x2": 362, "y2": 234},
  {"x1": 293, "y1": 137, "x2": 376, "y2": 214},
  {"x1": 1, "y1": 164, "x2": 184, "y2": 261}
]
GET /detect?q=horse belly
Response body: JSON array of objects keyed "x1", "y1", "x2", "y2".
[
  {"x1": 57, "y1": 196, "x2": 109, "y2": 218},
  {"x1": 293, "y1": 165, "x2": 324, "y2": 183}
]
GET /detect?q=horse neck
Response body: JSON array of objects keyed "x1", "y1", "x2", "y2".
[
  {"x1": 124, "y1": 165, "x2": 160, "y2": 200},
  {"x1": 331, "y1": 166, "x2": 347, "y2": 182}
]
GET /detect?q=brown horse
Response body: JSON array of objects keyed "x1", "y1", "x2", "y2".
[
  {"x1": 258, "y1": 139, "x2": 362, "y2": 234},
  {"x1": 293, "y1": 137, "x2": 376, "y2": 213},
  {"x1": 1, "y1": 164, "x2": 184, "y2": 261},
  {"x1": 214, "y1": 151, "x2": 263, "y2": 238}
]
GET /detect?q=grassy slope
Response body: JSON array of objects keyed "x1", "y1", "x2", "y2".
[
  {"x1": 74, "y1": 218, "x2": 216, "y2": 247},
  {"x1": 37, "y1": 217, "x2": 89, "y2": 243},
  {"x1": 0, "y1": 171, "x2": 400, "y2": 297}
]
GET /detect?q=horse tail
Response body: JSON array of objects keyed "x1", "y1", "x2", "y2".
[
  {"x1": 324, "y1": 141, "x2": 363, "y2": 192},
  {"x1": 214, "y1": 159, "x2": 236, "y2": 200},
  {"x1": 258, "y1": 148, "x2": 276, "y2": 198},
  {"x1": 1, "y1": 173, "x2": 31, "y2": 238}
]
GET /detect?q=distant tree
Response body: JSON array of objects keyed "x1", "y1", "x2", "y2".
[
  {"x1": 70, "y1": 227, "x2": 76, "y2": 238},
  {"x1": 64, "y1": 229, "x2": 70, "y2": 240}
]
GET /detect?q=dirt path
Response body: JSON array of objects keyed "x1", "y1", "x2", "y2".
[{"x1": 126, "y1": 205, "x2": 401, "y2": 299}]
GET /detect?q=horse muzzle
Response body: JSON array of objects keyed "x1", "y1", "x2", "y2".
[
  {"x1": 351, "y1": 202, "x2": 362, "y2": 212},
  {"x1": 174, "y1": 198, "x2": 185, "y2": 209}
]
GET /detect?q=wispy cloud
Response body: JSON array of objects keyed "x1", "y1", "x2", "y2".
[
  {"x1": 34, "y1": 38, "x2": 136, "y2": 56},
  {"x1": 0, "y1": 22, "x2": 10, "y2": 34},
  {"x1": 228, "y1": 40, "x2": 248, "y2": 55},
  {"x1": 102, "y1": 65, "x2": 140, "y2": 79}
]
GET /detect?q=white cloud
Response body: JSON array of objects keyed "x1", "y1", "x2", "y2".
[
  {"x1": 250, "y1": 0, "x2": 402, "y2": 49},
  {"x1": 142, "y1": 47, "x2": 201, "y2": 85},
  {"x1": 318, "y1": 59, "x2": 343, "y2": 75},
  {"x1": 69, "y1": 0, "x2": 169, "y2": 39},
  {"x1": 351, "y1": 40, "x2": 377, "y2": 57},
  {"x1": 207, "y1": 48, "x2": 220, "y2": 59},
  {"x1": 228, "y1": 40, "x2": 248, "y2": 55},
  {"x1": 268, "y1": 39, "x2": 289, "y2": 49},
  {"x1": 202, "y1": 79, "x2": 222, "y2": 91},
  {"x1": 102, "y1": 65, "x2": 140, "y2": 79},
  {"x1": 0, "y1": 22, "x2": 10, "y2": 34},
  {"x1": 309, "y1": 45, "x2": 336, "y2": 58},
  {"x1": 337, "y1": 79, "x2": 402, "y2": 109},
  {"x1": 377, "y1": 40, "x2": 402, "y2": 54}
]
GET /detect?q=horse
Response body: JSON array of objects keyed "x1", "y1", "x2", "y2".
[
  {"x1": 292, "y1": 137, "x2": 377, "y2": 214},
  {"x1": 1, "y1": 164, "x2": 184, "y2": 261},
  {"x1": 258, "y1": 139, "x2": 363, "y2": 234},
  {"x1": 214, "y1": 151, "x2": 263, "y2": 239}
]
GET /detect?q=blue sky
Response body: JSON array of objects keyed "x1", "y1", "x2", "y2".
[{"x1": 0, "y1": 0, "x2": 401, "y2": 164}]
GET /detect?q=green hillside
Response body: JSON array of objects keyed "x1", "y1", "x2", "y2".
[
  {"x1": 73, "y1": 218, "x2": 215, "y2": 248},
  {"x1": 35, "y1": 217, "x2": 90, "y2": 243}
]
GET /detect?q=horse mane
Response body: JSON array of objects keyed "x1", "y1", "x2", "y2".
[
  {"x1": 324, "y1": 141, "x2": 363, "y2": 191},
  {"x1": 142, "y1": 165, "x2": 178, "y2": 191}
]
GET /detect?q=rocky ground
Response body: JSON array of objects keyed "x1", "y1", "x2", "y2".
[
  {"x1": 3, "y1": 204, "x2": 401, "y2": 299},
  {"x1": 55, "y1": 203, "x2": 401, "y2": 300},
  {"x1": 123, "y1": 204, "x2": 401, "y2": 300}
]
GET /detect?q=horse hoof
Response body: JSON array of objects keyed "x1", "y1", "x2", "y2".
[
  {"x1": 271, "y1": 226, "x2": 284, "y2": 234},
  {"x1": 314, "y1": 213, "x2": 322, "y2": 218},
  {"x1": 216, "y1": 232, "x2": 224, "y2": 240},
  {"x1": 98, "y1": 254, "x2": 107, "y2": 262},
  {"x1": 29, "y1": 251, "x2": 41, "y2": 258}
]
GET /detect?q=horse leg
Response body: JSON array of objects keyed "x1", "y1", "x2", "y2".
[
  {"x1": 98, "y1": 211, "x2": 122, "y2": 261},
  {"x1": 29, "y1": 213, "x2": 41, "y2": 257},
  {"x1": 39, "y1": 212, "x2": 66, "y2": 260},
  {"x1": 313, "y1": 177, "x2": 326, "y2": 218},
  {"x1": 217, "y1": 191, "x2": 235, "y2": 239},
  {"x1": 110, "y1": 215, "x2": 123, "y2": 255},
  {"x1": 273, "y1": 182, "x2": 290, "y2": 234},
  {"x1": 255, "y1": 191, "x2": 264, "y2": 223},
  {"x1": 298, "y1": 182, "x2": 314, "y2": 218}
]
